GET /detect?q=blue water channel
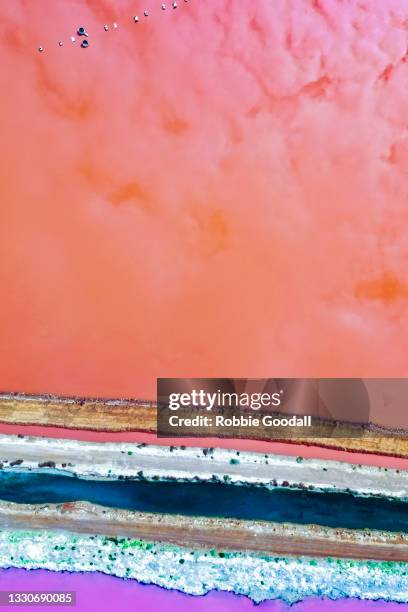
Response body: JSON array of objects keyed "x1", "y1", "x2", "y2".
[{"x1": 1, "y1": 471, "x2": 407, "y2": 532}]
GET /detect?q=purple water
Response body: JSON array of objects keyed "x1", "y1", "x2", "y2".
[{"x1": 0, "y1": 569, "x2": 404, "y2": 611}]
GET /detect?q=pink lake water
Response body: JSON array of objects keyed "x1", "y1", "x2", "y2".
[
  {"x1": 0, "y1": 569, "x2": 404, "y2": 612},
  {"x1": 0, "y1": 423, "x2": 406, "y2": 470}
]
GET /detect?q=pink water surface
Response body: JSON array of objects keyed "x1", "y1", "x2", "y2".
[
  {"x1": 0, "y1": 423, "x2": 406, "y2": 470},
  {"x1": 2, "y1": 1, "x2": 408, "y2": 401},
  {"x1": 0, "y1": 569, "x2": 404, "y2": 612}
]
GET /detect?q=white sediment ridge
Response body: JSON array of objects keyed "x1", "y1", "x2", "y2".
[
  {"x1": 0, "y1": 434, "x2": 407, "y2": 499},
  {"x1": 0, "y1": 528, "x2": 407, "y2": 604}
]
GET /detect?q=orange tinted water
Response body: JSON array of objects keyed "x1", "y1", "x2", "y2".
[{"x1": 1, "y1": 1, "x2": 408, "y2": 411}]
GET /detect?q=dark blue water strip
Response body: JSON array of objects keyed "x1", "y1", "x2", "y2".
[{"x1": 0, "y1": 471, "x2": 407, "y2": 532}]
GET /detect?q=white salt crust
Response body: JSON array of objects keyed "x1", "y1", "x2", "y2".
[{"x1": 0, "y1": 529, "x2": 407, "y2": 604}]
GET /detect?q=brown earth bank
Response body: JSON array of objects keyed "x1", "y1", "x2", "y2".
[
  {"x1": 0, "y1": 394, "x2": 407, "y2": 458},
  {"x1": 0, "y1": 501, "x2": 408, "y2": 562}
]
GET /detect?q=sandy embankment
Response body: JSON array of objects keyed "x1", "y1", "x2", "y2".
[
  {"x1": 0, "y1": 394, "x2": 407, "y2": 461},
  {"x1": 0, "y1": 500, "x2": 407, "y2": 562}
]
